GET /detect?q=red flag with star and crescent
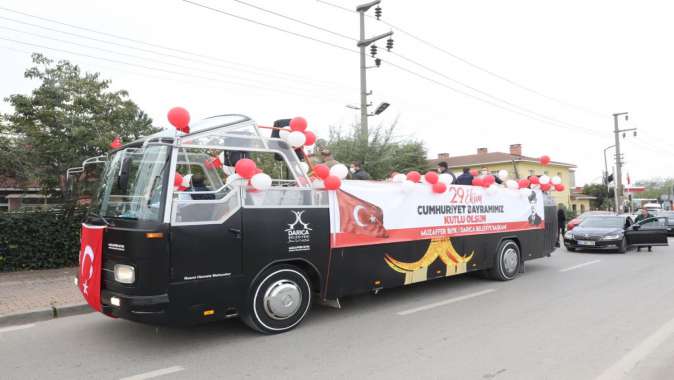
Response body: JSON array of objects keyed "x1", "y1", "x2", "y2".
[
  {"x1": 79, "y1": 224, "x2": 105, "y2": 312},
  {"x1": 337, "y1": 190, "x2": 388, "y2": 238}
]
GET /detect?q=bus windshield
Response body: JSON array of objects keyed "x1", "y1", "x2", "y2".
[{"x1": 91, "y1": 144, "x2": 171, "y2": 221}]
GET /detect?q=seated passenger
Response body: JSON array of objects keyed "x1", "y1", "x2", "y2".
[
  {"x1": 455, "y1": 167, "x2": 473, "y2": 185},
  {"x1": 190, "y1": 174, "x2": 215, "y2": 200}
]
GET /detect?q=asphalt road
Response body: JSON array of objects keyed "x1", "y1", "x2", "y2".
[{"x1": 2, "y1": 243, "x2": 674, "y2": 380}]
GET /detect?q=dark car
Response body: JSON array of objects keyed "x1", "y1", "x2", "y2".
[
  {"x1": 655, "y1": 211, "x2": 674, "y2": 236},
  {"x1": 564, "y1": 215, "x2": 669, "y2": 253},
  {"x1": 566, "y1": 211, "x2": 613, "y2": 231}
]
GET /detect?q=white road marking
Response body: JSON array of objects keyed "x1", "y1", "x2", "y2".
[
  {"x1": 397, "y1": 289, "x2": 496, "y2": 316},
  {"x1": 0, "y1": 323, "x2": 35, "y2": 333},
  {"x1": 595, "y1": 315, "x2": 674, "y2": 380},
  {"x1": 559, "y1": 259, "x2": 601, "y2": 272},
  {"x1": 119, "y1": 366, "x2": 185, "y2": 380}
]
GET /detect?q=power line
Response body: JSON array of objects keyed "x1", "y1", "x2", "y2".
[
  {"x1": 231, "y1": 0, "x2": 356, "y2": 41},
  {"x1": 314, "y1": 0, "x2": 608, "y2": 118},
  {"x1": 0, "y1": 25, "x2": 353, "y2": 97},
  {"x1": 181, "y1": 0, "x2": 358, "y2": 54},
  {"x1": 0, "y1": 36, "x2": 350, "y2": 104},
  {"x1": 0, "y1": 6, "x2": 351, "y2": 89},
  {"x1": 387, "y1": 51, "x2": 604, "y2": 136},
  {"x1": 381, "y1": 57, "x2": 606, "y2": 138}
]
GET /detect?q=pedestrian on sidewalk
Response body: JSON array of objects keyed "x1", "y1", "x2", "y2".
[{"x1": 557, "y1": 204, "x2": 566, "y2": 247}]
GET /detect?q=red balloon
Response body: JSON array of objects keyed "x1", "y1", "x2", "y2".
[
  {"x1": 289, "y1": 117, "x2": 308, "y2": 132},
  {"x1": 554, "y1": 183, "x2": 565, "y2": 192},
  {"x1": 324, "y1": 175, "x2": 341, "y2": 190},
  {"x1": 110, "y1": 136, "x2": 122, "y2": 149},
  {"x1": 483, "y1": 175, "x2": 495, "y2": 186},
  {"x1": 518, "y1": 179, "x2": 530, "y2": 189},
  {"x1": 539, "y1": 155, "x2": 551, "y2": 166},
  {"x1": 235, "y1": 158, "x2": 257, "y2": 179},
  {"x1": 469, "y1": 169, "x2": 479, "y2": 177},
  {"x1": 540, "y1": 183, "x2": 552, "y2": 192},
  {"x1": 529, "y1": 175, "x2": 540, "y2": 185},
  {"x1": 304, "y1": 131, "x2": 316, "y2": 146},
  {"x1": 472, "y1": 177, "x2": 483, "y2": 187},
  {"x1": 314, "y1": 164, "x2": 330, "y2": 179},
  {"x1": 432, "y1": 182, "x2": 447, "y2": 193},
  {"x1": 406, "y1": 171, "x2": 421, "y2": 183},
  {"x1": 424, "y1": 171, "x2": 439, "y2": 185},
  {"x1": 174, "y1": 172, "x2": 184, "y2": 187},
  {"x1": 167, "y1": 107, "x2": 190, "y2": 131}
]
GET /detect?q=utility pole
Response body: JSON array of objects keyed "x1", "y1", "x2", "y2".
[
  {"x1": 356, "y1": 0, "x2": 392, "y2": 139},
  {"x1": 603, "y1": 144, "x2": 614, "y2": 193},
  {"x1": 612, "y1": 112, "x2": 636, "y2": 213}
]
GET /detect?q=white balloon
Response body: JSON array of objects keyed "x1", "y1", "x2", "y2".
[
  {"x1": 250, "y1": 173, "x2": 272, "y2": 190},
  {"x1": 539, "y1": 175, "x2": 550, "y2": 185},
  {"x1": 505, "y1": 179, "x2": 519, "y2": 189},
  {"x1": 299, "y1": 162, "x2": 309, "y2": 173},
  {"x1": 498, "y1": 169, "x2": 509, "y2": 180},
  {"x1": 392, "y1": 173, "x2": 406, "y2": 183},
  {"x1": 181, "y1": 174, "x2": 192, "y2": 188},
  {"x1": 438, "y1": 173, "x2": 454, "y2": 185},
  {"x1": 487, "y1": 183, "x2": 499, "y2": 194},
  {"x1": 279, "y1": 129, "x2": 290, "y2": 140},
  {"x1": 551, "y1": 176, "x2": 562, "y2": 185},
  {"x1": 226, "y1": 173, "x2": 244, "y2": 187},
  {"x1": 402, "y1": 180, "x2": 416, "y2": 193},
  {"x1": 330, "y1": 163, "x2": 349, "y2": 179},
  {"x1": 311, "y1": 179, "x2": 324, "y2": 189},
  {"x1": 287, "y1": 131, "x2": 306, "y2": 148}
]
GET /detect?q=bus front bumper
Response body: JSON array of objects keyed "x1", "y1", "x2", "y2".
[{"x1": 101, "y1": 290, "x2": 170, "y2": 324}]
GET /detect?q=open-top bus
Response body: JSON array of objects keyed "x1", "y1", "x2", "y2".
[{"x1": 78, "y1": 114, "x2": 557, "y2": 334}]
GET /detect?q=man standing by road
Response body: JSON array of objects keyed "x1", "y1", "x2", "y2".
[
  {"x1": 634, "y1": 208, "x2": 655, "y2": 252},
  {"x1": 350, "y1": 161, "x2": 371, "y2": 180},
  {"x1": 557, "y1": 204, "x2": 566, "y2": 247}
]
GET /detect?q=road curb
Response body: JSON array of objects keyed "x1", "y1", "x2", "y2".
[{"x1": 0, "y1": 303, "x2": 92, "y2": 328}]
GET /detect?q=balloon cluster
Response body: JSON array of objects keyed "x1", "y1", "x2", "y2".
[
  {"x1": 168, "y1": 107, "x2": 190, "y2": 133},
  {"x1": 278, "y1": 117, "x2": 317, "y2": 148},
  {"x1": 311, "y1": 163, "x2": 346, "y2": 190},
  {"x1": 227, "y1": 158, "x2": 273, "y2": 191},
  {"x1": 390, "y1": 170, "x2": 454, "y2": 194}
]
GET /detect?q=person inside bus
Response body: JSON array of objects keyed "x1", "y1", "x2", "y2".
[
  {"x1": 455, "y1": 167, "x2": 473, "y2": 185},
  {"x1": 190, "y1": 174, "x2": 215, "y2": 200},
  {"x1": 436, "y1": 162, "x2": 456, "y2": 184}
]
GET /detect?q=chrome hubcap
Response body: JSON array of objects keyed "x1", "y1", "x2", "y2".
[
  {"x1": 263, "y1": 280, "x2": 302, "y2": 320},
  {"x1": 503, "y1": 248, "x2": 518, "y2": 274}
]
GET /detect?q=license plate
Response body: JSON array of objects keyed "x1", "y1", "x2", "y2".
[{"x1": 577, "y1": 240, "x2": 595, "y2": 246}]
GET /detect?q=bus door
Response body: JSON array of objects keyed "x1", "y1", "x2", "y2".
[
  {"x1": 625, "y1": 217, "x2": 669, "y2": 247},
  {"x1": 169, "y1": 148, "x2": 243, "y2": 308}
]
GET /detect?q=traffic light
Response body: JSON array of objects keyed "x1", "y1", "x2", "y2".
[{"x1": 607, "y1": 174, "x2": 614, "y2": 183}]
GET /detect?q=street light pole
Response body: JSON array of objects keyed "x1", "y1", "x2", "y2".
[{"x1": 612, "y1": 112, "x2": 636, "y2": 213}]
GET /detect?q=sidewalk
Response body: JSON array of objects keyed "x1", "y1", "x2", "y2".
[{"x1": 0, "y1": 267, "x2": 89, "y2": 326}]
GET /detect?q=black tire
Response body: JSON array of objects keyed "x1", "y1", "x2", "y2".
[
  {"x1": 488, "y1": 240, "x2": 520, "y2": 281},
  {"x1": 241, "y1": 265, "x2": 312, "y2": 334},
  {"x1": 565, "y1": 246, "x2": 576, "y2": 252},
  {"x1": 617, "y1": 238, "x2": 627, "y2": 254}
]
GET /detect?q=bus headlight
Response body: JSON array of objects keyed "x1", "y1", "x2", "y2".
[{"x1": 114, "y1": 264, "x2": 135, "y2": 284}]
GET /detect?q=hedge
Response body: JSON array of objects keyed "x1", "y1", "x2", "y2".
[{"x1": 0, "y1": 206, "x2": 87, "y2": 272}]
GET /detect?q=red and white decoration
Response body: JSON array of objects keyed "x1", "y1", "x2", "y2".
[{"x1": 78, "y1": 224, "x2": 106, "y2": 312}]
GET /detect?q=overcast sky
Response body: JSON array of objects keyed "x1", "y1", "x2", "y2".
[{"x1": 1, "y1": 0, "x2": 673, "y2": 185}]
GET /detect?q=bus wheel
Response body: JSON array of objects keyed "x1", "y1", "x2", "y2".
[
  {"x1": 242, "y1": 265, "x2": 312, "y2": 334},
  {"x1": 489, "y1": 240, "x2": 520, "y2": 281}
]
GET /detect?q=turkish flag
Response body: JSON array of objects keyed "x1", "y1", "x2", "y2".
[
  {"x1": 337, "y1": 190, "x2": 388, "y2": 238},
  {"x1": 79, "y1": 224, "x2": 105, "y2": 312}
]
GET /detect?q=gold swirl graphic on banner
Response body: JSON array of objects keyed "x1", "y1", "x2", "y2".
[{"x1": 384, "y1": 238, "x2": 475, "y2": 285}]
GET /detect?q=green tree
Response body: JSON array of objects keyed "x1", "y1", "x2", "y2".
[
  {"x1": 583, "y1": 183, "x2": 614, "y2": 210},
  {"x1": 326, "y1": 120, "x2": 428, "y2": 179},
  {"x1": 1, "y1": 53, "x2": 157, "y2": 192}
]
